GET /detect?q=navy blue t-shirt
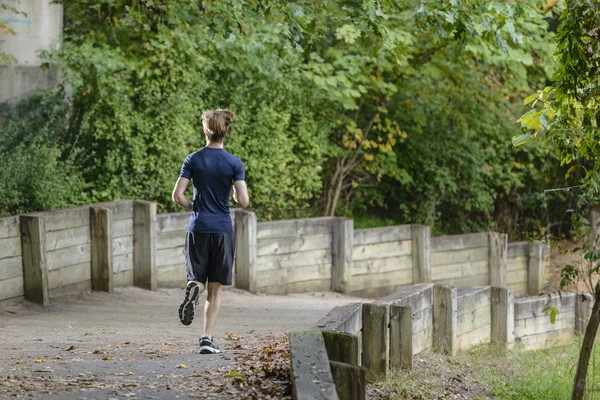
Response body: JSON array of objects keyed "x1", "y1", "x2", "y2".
[{"x1": 179, "y1": 147, "x2": 245, "y2": 234}]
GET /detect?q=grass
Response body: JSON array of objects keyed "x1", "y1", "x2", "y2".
[{"x1": 372, "y1": 337, "x2": 600, "y2": 400}]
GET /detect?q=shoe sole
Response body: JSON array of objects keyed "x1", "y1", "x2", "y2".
[
  {"x1": 199, "y1": 345, "x2": 221, "y2": 354},
  {"x1": 179, "y1": 283, "x2": 200, "y2": 326}
]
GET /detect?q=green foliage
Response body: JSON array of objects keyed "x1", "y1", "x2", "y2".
[{"x1": 0, "y1": 91, "x2": 87, "y2": 216}]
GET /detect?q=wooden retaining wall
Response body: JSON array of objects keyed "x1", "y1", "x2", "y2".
[
  {"x1": 514, "y1": 292, "x2": 576, "y2": 349},
  {"x1": 456, "y1": 287, "x2": 491, "y2": 351},
  {"x1": 350, "y1": 226, "x2": 413, "y2": 298},
  {"x1": 254, "y1": 217, "x2": 335, "y2": 294},
  {"x1": 430, "y1": 233, "x2": 490, "y2": 288},
  {"x1": 102, "y1": 201, "x2": 135, "y2": 287},
  {"x1": 155, "y1": 212, "x2": 189, "y2": 288},
  {"x1": 0, "y1": 216, "x2": 23, "y2": 308},
  {"x1": 507, "y1": 242, "x2": 529, "y2": 296}
]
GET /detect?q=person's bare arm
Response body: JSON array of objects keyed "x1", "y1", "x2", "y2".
[
  {"x1": 233, "y1": 180, "x2": 249, "y2": 208},
  {"x1": 172, "y1": 177, "x2": 193, "y2": 211}
]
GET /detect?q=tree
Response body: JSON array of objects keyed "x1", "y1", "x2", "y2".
[{"x1": 515, "y1": 1, "x2": 600, "y2": 398}]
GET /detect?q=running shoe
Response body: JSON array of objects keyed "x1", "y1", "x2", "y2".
[
  {"x1": 199, "y1": 336, "x2": 222, "y2": 354},
  {"x1": 178, "y1": 281, "x2": 200, "y2": 326}
]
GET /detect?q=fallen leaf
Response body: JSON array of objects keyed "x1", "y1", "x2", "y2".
[
  {"x1": 34, "y1": 359, "x2": 44, "y2": 363},
  {"x1": 193, "y1": 373, "x2": 204, "y2": 377},
  {"x1": 65, "y1": 346, "x2": 76, "y2": 351},
  {"x1": 15, "y1": 361, "x2": 25, "y2": 364},
  {"x1": 102, "y1": 357, "x2": 113, "y2": 361},
  {"x1": 227, "y1": 333, "x2": 239, "y2": 341},
  {"x1": 176, "y1": 364, "x2": 187, "y2": 369},
  {"x1": 93, "y1": 350, "x2": 102, "y2": 354},
  {"x1": 224, "y1": 368, "x2": 244, "y2": 378}
]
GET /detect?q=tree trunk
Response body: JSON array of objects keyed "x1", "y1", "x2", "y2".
[{"x1": 572, "y1": 290, "x2": 600, "y2": 400}]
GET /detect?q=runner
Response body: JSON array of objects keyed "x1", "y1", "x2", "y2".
[{"x1": 171, "y1": 109, "x2": 249, "y2": 354}]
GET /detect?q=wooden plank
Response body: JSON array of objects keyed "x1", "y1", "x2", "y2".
[
  {"x1": 157, "y1": 212, "x2": 190, "y2": 233},
  {"x1": 256, "y1": 264, "x2": 331, "y2": 287},
  {"x1": 112, "y1": 236, "x2": 134, "y2": 257},
  {"x1": 90, "y1": 207, "x2": 113, "y2": 293},
  {"x1": 322, "y1": 331, "x2": 360, "y2": 366},
  {"x1": 506, "y1": 269, "x2": 527, "y2": 285},
  {"x1": 351, "y1": 284, "x2": 412, "y2": 299},
  {"x1": 0, "y1": 236, "x2": 21, "y2": 259},
  {"x1": 353, "y1": 225, "x2": 412, "y2": 246},
  {"x1": 289, "y1": 331, "x2": 338, "y2": 400},
  {"x1": 255, "y1": 278, "x2": 331, "y2": 295},
  {"x1": 507, "y1": 242, "x2": 529, "y2": 258},
  {"x1": 235, "y1": 210, "x2": 257, "y2": 292},
  {"x1": 431, "y1": 260, "x2": 489, "y2": 280},
  {"x1": 49, "y1": 280, "x2": 91, "y2": 298},
  {"x1": 46, "y1": 244, "x2": 91, "y2": 271},
  {"x1": 156, "y1": 246, "x2": 184, "y2": 267},
  {"x1": 352, "y1": 255, "x2": 412, "y2": 276},
  {"x1": 432, "y1": 273, "x2": 489, "y2": 289},
  {"x1": 134, "y1": 201, "x2": 157, "y2": 291},
  {"x1": 575, "y1": 293, "x2": 593, "y2": 335},
  {"x1": 516, "y1": 328, "x2": 573, "y2": 350},
  {"x1": 47, "y1": 262, "x2": 91, "y2": 290},
  {"x1": 20, "y1": 215, "x2": 48, "y2": 305},
  {"x1": 456, "y1": 287, "x2": 491, "y2": 316},
  {"x1": 514, "y1": 293, "x2": 576, "y2": 320},
  {"x1": 157, "y1": 264, "x2": 186, "y2": 288},
  {"x1": 430, "y1": 232, "x2": 489, "y2": 252},
  {"x1": 95, "y1": 200, "x2": 134, "y2": 221},
  {"x1": 491, "y1": 287, "x2": 514, "y2": 345},
  {"x1": 0, "y1": 216, "x2": 19, "y2": 239},
  {"x1": 433, "y1": 285, "x2": 457, "y2": 355},
  {"x1": 257, "y1": 218, "x2": 334, "y2": 240},
  {"x1": 457, "y1": 305, "x2": 492, "y2": 336},
  {"x1": 256, "y1": 248, "x2": 332, "y2": 272},
  {"x1": 114, "y1": 252, "x2": 134, "y2": 273},
  {"x1": 431, "y1": 247, "x2": 489, "y2": 267},
  {"x1": 390, "y1": 305, "x2": 413, "y2": 369},
  {"x1": 156, "y1": 230, "x2": 186, "y2": 250},
  {"x1": 412, "y1": 306, "x2": 433, "y2": 335},
  {"x1": 43, "y1": 207, "x2": 90, "y2": 232},
  {"x1": 46, "y1": 226, "x2": 89, "y2": 251},
  {"x1": 112, "y1": 219, "x2": 134, "y2": 238},
  {"x1": 376, "y1": 284, "x2": 433, "y2": 310},
  {"x1": 329, "y1": 361, "x2": 365, "y2": 400},
  {"x1": 457, "y1": 324, "x2": 491, "y2": 351},
  {"x1": 489, "y1": 232, "x2": 508, "y2": 288},
  {"x1": 507, "y1": 256, "x2": 528, "y2": 270},
  {"x1": 315, "y1": 303, "x2": 363, "y2": 335},
  {"x1": 507, "y1": 282, "x2": 528, "y2": 296},
  {"x1": 528, "y1": 241, "x2": 548, "y2": 296},
  {"x1": 352, "y1": 241, "x2": 412, "y2": 262},
  {"x1": 257, "y1": 232, "x2": 332, "y2": 257},
  {"x1": 0, "y1": 275, "x2": 24, "y2": 300},
  {"x1": 413, "y1": 325, "x2": 433, "y2": 355},
  {"x1": 362, "y1": 303, "x2": 389, "y2": 378},
  {"x1": 114, "y1": 270, "x2": 134, "y2": 287},
  {"x1": 351, "y1": 270, "x2": 412, "y2": 292},
  {"x1": 0, "y1": 256, "x2": 23, "y2": 281}
]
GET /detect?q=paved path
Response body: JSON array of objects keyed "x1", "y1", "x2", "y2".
[{"x1": 0, "y1": 287, "x2": 361, "y2": 399}]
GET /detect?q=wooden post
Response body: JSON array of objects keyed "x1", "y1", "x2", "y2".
[
  {"x1": 389, "y1": 304, "x2": 413, "y2": 369},
  {"x1": 289, "y1": 331, "x2": 339, "y2": 400},
  {"x1": 489, "y1": 232, "x2": 507, "y2": 287},
  {"x1": 20, "y1": 215, "x2": 49, "y2": 305},
  {"x1": 528, "y1": 241, "x2": 547, "y2": 296},
  {"x1": 433, "y1": 285, "x2": 457, "y2": 356},
  {"x1": 329, "y1": 361, "x2": 365, "y2": 400},
  {"x1": 133, "y1": 200, "x2": 156, "y2": 291},
  {"x1": 411, "y1": 225, "x2": 431, "y2": 284},
  {"x1": 491, "y1": 287, "x2": 514, "y2": 346},
  {"x1": 322, "y1": 330, "x2": 360, "y2": 366},
  {"x1": 332, "y1": 217, "x2": 353, "y2": 294},
  {"x1": 362, "y1": 303, "x2": 389, "y2": 379},
  {"x1": 235, "y1": 210, "x2": 257, "y2": 292},
  {"x1": 90, "y1": 207, "x2": 113, "y2": 292},
  {"x1": 576, "y1": 293, "x2": 594, "y2": 335}
]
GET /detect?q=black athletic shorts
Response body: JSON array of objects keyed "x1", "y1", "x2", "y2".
[{"x1": 184, "y1": 232, "x2": 235, "y2": 286}]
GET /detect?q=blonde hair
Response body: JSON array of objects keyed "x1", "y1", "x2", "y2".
[{"x1": 202, "y1": 109, "x2": 235, "y2": 142}]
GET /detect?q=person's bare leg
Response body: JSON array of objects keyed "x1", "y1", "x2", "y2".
[{"x1": 203, "y1": 282, "x2": 222, "y2": 339}]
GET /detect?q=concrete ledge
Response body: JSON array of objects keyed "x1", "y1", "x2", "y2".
[
  {"x1": 315, "y1": 302, "x2": 363, "y2": 334},
  {"x1": 330, "y1": 361, "x2": 365, "y2": 400}
]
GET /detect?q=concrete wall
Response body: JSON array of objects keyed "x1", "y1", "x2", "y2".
[
  {"x1": 351, "y1": 226, "x2": 413, "y2": 298},
  {"x1": 254, "y1": 217, "x2": 335, "y2": 294},
  {"x1": 456, "y1": 287, "x2": 491, "y2": 351},
  {"x1": 506, "y1": 242, "x2": 529, "y2": 296},
  {"x1": 514, "y1": 293, "x2": 576, "y2": 349},
  {"x1": 0, "y1": 216, "x2": 23, "y2": 307},
  {"x1": 0, "y1": 0, "x2": 63, "y2": 102},
  {"x1": 431, "y1": 233, "x2": 490, "y2": 288}
]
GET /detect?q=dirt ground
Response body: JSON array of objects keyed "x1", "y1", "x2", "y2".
[
  {"x1": 546, "y1": 240, "x2": 597, "y2": 293},
  {"x1": 0, "y1": 287, "x2": 360, "y2": 399}
]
